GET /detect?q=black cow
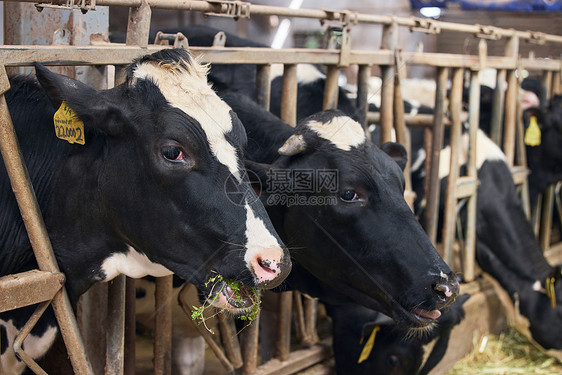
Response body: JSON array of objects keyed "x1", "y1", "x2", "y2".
[
  {"x1": 0, "y1": 49, "x2": 291, "y2": 373},
  {"x1": 326, "y1": 294, "x2": 470, "y2": 375},
  {"x1": 220, "y1": 91, "x2": 459, "y2": 329},
  {"x1": 409, "y1": 128, "x2": 562, "y2": 350}
]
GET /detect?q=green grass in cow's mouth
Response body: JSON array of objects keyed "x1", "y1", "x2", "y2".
[{"x1": 191, "y1": 274, "x2": 260, "y2": 332}]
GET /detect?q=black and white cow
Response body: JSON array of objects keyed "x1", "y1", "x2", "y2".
[
  {"x1": 408, "y1": 127, "x2": 562, "y2": 350},
  {"x1": 326, "y1": 294, "x2": 470, "y2": 375},
  {"x1": 220, "y1": 91, "x2": 459, "y2": 329},
  {"x1": 0, "y1": 49, "x2": 291, "y2": 374}
]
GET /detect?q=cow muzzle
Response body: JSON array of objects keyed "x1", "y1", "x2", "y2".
[{"x1": 247, "y1": 246, "x2": 292, "y2": 289}]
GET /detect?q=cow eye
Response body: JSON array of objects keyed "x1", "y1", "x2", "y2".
[
  {"x1": 340, "y1": 189, "x2": 359, "y2": 202},
  {"x1": 161, "y1": 146, "x2": 184, "y2": 161}
]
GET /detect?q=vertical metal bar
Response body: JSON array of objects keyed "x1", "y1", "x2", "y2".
[
  {"x1": 281, "y1": 64, "x2": 298, "y2": 127},
  {"x1": 241, "y1": 314, "x2": 260, "y2": 374},
  {"x1": 442, "y1": 68, "x2": 464, "y2": 267},
  {"x1": 275, "y1": 291, "x2": 293, "y2": 361},
  {"x1": 380, "y1": 21, "x2": 397, "y2": 144},
  {"x1": 106, "y1": 275, "x2": 126, "y2": 375},
  {"x1": 124, "y1": 277, "x2": 136, "y2": 375},
  {"x1": 256, "y1": 64, "x2": 271, "y2": 111},
  {"x1": 323, "y1": 65, "x2": 340, "y2": 110},
  {"x1": 539, "y1": 186, "x2": 555, "y2": 252},
  {"x1": 393, "y1": 50, "x2": 412, "y2": 192},
  {"x1": 552, "y1": 71, "x2": 561, "y2": 95},
  {"x1": 490, "y1": 69, "x2": 506, "y2": 146},
  {"x1": 356, "y1": 64, "x2": 371, "y2": 137},
  {"x1": 78, "y1": 283, "x2": 108, "y2": 375},
  {"x1": 303, "y1": 296, "x2": 318, "y2": 346},
  {"x1": 0, "y1": 68, "x2": 93, "y2": 374},
  {"x1": 424, "y1": 67, "x2": 448, "y2": 244},
  {"x1": 217, "y1": 314, "x2": 244, "y2": 369},
  {"x1": 503, "y1": 36, "x2": 519, "y2": 166},
  {"x1": 293, "y1": 291, "x2": 307, "y2": 343},
  {"x1": 126, "y1": 0, "x2": 152, "y2": 47},
  {"x1": 464, "y1": 69, "x2": 480, "y2": 282},
  {"x1": 542, "y1": 70, "x2": 553, "y2": 102},
  {"x1": 154, "y1": 275, "x2": 173, "y2": 375}
]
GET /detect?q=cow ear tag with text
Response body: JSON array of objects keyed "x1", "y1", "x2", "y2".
[
  {"x1": 53, "y1": 101, "x2": 85, "y2": 145},
  {"x1": 524, "y1": 116, "x2": 541, "y2": 147}
]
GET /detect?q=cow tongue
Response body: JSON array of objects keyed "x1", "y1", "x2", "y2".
[
  {"x1": 222, "y1": 283, "x2": 255, "y2": 308},
  {"x1": 412, "y1": 307, "x2": 441, "y2": 320}
]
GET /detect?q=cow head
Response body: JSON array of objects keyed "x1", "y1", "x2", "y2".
[
  {"x1": 33, "y1": 49, "x2": 290, "y2": 309},
  {"x1": 246, "y1": 109, "x2": 459, "y2": 329}
]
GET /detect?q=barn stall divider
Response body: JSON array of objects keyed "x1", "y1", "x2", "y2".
[{"x1": 0, "y1": 1, "x2": 561, "y2": 374}]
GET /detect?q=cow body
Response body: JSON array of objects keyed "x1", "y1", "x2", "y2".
[
  {"x1": 408, "y1": 127, "x2": 562, "y2": 350},
  {"x1": 0, "y1": 49, "x2": 290, "y2": 373}
]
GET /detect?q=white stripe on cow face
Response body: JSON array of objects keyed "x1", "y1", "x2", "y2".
[
  {"x1": 131, "y1": 60, "x2": 241, "y2": 179},
  {"x1": 439, "y1": 129, "x2": 506, "y2": 179},
  {"x1": 243, "y1": 204, "x2": 285, "y2": 284},
  {"x1": 0, "y1": 319, "x2": 57, "y2": 375},
  {"x1": 306, "y1": 116, "x2": 366, "y2": 151},
  {"x1": 101, "y1": 246, "x2": 173, "y2": 281}
]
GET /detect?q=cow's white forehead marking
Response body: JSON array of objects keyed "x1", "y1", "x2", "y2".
[
  {"x1": 131, "y1": 60, "x2": 240, "y2": 179},
  {"x1": 101, "y1": 246, "x2": 173, "y2": 281},
  {"x1": 439, "y1": 129, "x2": 506, "y2": 179},
  {"x1": 306, "y1": 116, "x2": 366, "y2": 151}
]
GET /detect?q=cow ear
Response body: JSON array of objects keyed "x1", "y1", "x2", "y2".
[
  {"x1": 381, "y1": 142, "x2": 408, "y2": 171},
  {"x1": 34, "y1": 63, "x2": 125, "y2": 136}
]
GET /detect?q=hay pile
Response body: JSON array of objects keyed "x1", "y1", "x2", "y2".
[{"x1": 446, "y1": 328, "x2": 562, "y2": 374}]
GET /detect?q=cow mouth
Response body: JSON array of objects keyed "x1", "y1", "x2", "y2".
[
  {"x1": 201, "y1": 277, "x2": 260, "y2": 316},
  {"x1": 411, "y1": 307, "x2": 442, "y2": 322}
]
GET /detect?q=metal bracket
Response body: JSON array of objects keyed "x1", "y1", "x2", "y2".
[
  {"x1": 475, "y1": 25, "x2": 502, "y2": 40},
  {"x1": 205, "y1": 1, "x2": 250, "y2": 20},
  {"x1": 153, "y1": 32, "x2": 189, "y2": 49},
  {"x1": 321, "y1": 9, "x2": 359, "y2": 27},
  {"x1": 528, "y1": 31, "x2": 546, "y2": 45},
  {"x1": 324, "y1": 25, "x2": 351, "y2": 67},
  {"x1": 35, "y1": 0, "x2": 96, "y2": 14},
  {"x1": 410, "y1": 17, "x2": 441, "y2": 34}
]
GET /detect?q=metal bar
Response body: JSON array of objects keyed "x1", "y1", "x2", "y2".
[
  {"x1": 106, "y1": 275, "x2": 126, "y2": 375},
  {"x1": 379, "y1": 21, "x2": 396, "y2": 144},
  {"x1": 539, "y1": 185, "x2": 555, "y2": 252},
  {"x1": 125, "y1": 0, "x2": 152, "y2": 47},
  {"x1": 253, "y1": 339, "x2": 332, "y2": 375},
  {"x1": 154, "y1": 275, "x2": 173, "y2": 375},
  {"x1": 275, "y1": 291, "x2": 293, "y2": 361},
  {"x1": 124, "y1": 277, "x2": 136, "y2": 375},
  {"x1": 0, "y1": 72, "x2": 94, "y2": 373},
  {"x1": 13, "y1": 301, "x2": 51, "y2": 375},
  {"x1": 463, "y1": 69, "x2": 480, "y2": 282},
  {"x1": 393, "y1": 50, "x2": 412, "y2": 194},
  {"x1": 542, "y1": 70, "x2": 553, "y2": 101},
  {"x1": 256, "y1": 64, "x2": 271, "y2": 111},
  {"x1": 424, "y1": 67, "x2": 448, "y2": 244},
  {"x1": 217, "y1": 314, "x2": 244, "y2": 369},
  {"x1": 503, "y1": 36, "x2": 519, "y2": 167},
  {"x1": 356, "y1": 64, "x2": 371, "y2": 136},
  {"x1": 302, "y1": 296, "x2": 318, "y2": 346},
  {"x1": 0, "y1": 270, "x2": 64, "y2": 313},
  {"x1": 241, "y1": 314, "x2": 260, "y2": 374},
  {"x1": 323, "y1": 65, "x2": 339, "y2": 110},
  {"x1": 490, "y1": 69, "x2": 506, "y2": 146},
  {"x1": 281, "y1": 64, "x2": 298, "y2": 127},
  {"x1": 553, "y1": 71, "x2": 561, "y2": 95},
  {"x1": 293, "y1": 291, "x2": 307, "y2": 343},
  {"x1": 442, "y1": 67, "x2": 464, "y2": 267}
]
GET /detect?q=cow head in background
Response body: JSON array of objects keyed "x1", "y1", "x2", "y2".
[
  {"x1": 221, "y1": 91, "x2": 459, "y2": 330},
  {"x1": 32, "y1": 49, "x2": 290, "y2": 309}
]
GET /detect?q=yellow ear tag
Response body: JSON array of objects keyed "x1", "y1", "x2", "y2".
[
  {"x1": 524, "y1": 116, "x2": 541, "y2": 147},
  {"x1": 357, "y1": 325, "x2": 380, "y2": 364},
  {"x1": 53, "y1": 101, "x2": 85, "y2": 145}
]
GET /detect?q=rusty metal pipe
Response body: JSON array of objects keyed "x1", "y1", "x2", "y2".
[
  {"x1": 106, "y1": 275, "x2": 126, "y2": 375},
  {"x1": 154, "y1": 275, "x2": 173, "y2": 375},
  {"x1": 281, "y1": 64, "x2": 298, "y2": 127},
  {"x1": 323, "y1": 65, "x2": 339, "y2": 110},
  {"x1": 275, "y1": 291, "x2": 293, "y2": 361},
  {"x1": 256, "y1": 64, "x2": 271, "y2": 111}
]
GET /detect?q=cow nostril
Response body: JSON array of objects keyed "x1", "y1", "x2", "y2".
[
  {"x1": 433, "y1": 283, "x2": 453, "y2": 300},
  {"x1": 257, "y1": 258, "x2": 276, "y2": 274}
]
